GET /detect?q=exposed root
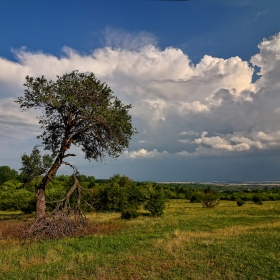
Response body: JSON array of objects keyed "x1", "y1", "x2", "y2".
[
  {"x1": 21, "y1": 174, "x2": 90, "y2": 240},
  {"x1": 21, "y1": 210, "x2": 88, "y2": 240}
]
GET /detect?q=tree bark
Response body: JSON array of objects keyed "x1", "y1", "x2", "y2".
[
  {"x1": 35, "y1": 188, "x2": 46, "y2": 220},
  {"x1": 35, "y1": 152, "x2": 63, "y2": 220}
]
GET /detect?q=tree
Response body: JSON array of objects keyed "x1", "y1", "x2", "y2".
[
  {"x1": 20, "y1": 146, "x2": 54, "y2": 183},
  {"x1": 144, "y1": 186, "x2": 166, "y2": 217},
  {"x1": 201, "y1": 187, "x2": 219, "y2": 208},
  {"x1": 16, "y1": 71, "x2": 137, "y2": 220},
  {"x1": 0, "y1": 166, "x2": 18, "y2": 185}
]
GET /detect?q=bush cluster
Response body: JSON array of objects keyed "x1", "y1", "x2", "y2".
[
  {"x1": 0, "y1": 170, "x2": 167, "y2": 218},
  {"x1": 2, "y1": 164, "x2": 280, "y2": 216},
  {"x1": 88, "y1": 175, "x2": 166, "y2": 217},
  {"x1": 0, "y1": 180, "x2": 35, "y2": 213}
]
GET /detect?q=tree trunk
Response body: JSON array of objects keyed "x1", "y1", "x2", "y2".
[
  {"x1": 34, "y1": 137, "x2": 74, "y2": 219},
  {"x1": 34, "y1": 153, "x2": 63, "y2": 219},
  {"x1": 35, "y1": 188, "x2": 46, "y2": 220}
]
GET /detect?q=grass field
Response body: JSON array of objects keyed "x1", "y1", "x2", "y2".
[{"x1": 1, "y1": 200, "x2": 280, "y2": 279}]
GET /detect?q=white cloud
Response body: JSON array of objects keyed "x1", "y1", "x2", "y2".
[
  {"x1": 176, "y1": 151, "x2": 196, "y2": 157},
  {"x1": 179, "y1": 101, "x2": 210, "y2": 114},
  {"x1": 180, "y1": 131, "x2": 198, "y2": 136},
  {"x1": 190, "y1": 130, "x2": 280, "y2": 155},
  {"x1": 193, "y1": 132, "x2": 241, "y2": 152},
  {"x1": 178, "y1": 139, "x2": 190, "y2": 144},
  {"x1": 2, "y1": 31, "x2": 280, "y2": 163},
  {"x1": 123, "y1": 149, "x2": 169, "y2": 159}
]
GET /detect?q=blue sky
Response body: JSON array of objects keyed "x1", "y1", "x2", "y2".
[{"x1": 1, "y1": 0, "x2": 280, "y2": 181}]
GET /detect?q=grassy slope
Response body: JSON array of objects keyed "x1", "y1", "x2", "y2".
[{"x1": 1, "y1": 200, "x2": 280, "y2": 280}]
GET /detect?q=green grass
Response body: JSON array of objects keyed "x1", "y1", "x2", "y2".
[{"x1": 1, "y1": 200, "x2": 280, "y2": 279}]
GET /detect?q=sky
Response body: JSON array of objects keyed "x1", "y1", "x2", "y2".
[{"x1": 1, "y1": 0, "x2": 280, "y2": 182}]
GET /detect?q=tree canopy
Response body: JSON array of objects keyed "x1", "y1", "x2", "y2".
[{"x1": 17, "y1": 71, "x2": 137, "y2": 161}]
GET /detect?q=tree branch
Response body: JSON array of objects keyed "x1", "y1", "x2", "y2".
[{"x1": 63, "y1": 153, "x2": 76, "y2": 158}]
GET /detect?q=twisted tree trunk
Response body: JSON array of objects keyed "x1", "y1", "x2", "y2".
[{"x1": 35, "y1": 151, "x2": 64, "y2": 220}]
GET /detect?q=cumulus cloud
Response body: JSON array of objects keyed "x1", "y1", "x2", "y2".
[
  {"x1": 2, "y1": 31, "x2": 280, "y2": 163},
  {"x1": 193, "y1": 132, "x2": 253, "y2": 152},
  {"x1": 176, "y1": 150, "x2": 196, "y2": 157},
  {"x1": 184, "y1": 130, "x2": 280, "y2": 156},
  {"x1": 123, "y1": 149, "x2": 169, "y2": 159}
]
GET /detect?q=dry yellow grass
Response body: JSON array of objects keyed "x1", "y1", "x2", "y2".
[{"x1": 156, "y1": 220, "x2": 280, "y2": 256}]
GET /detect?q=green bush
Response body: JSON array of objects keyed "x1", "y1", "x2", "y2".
[
  {"x1": 92, "y1": 175, "x2": 151, "y2": 212},
  {"x1": 190, "y1": 192, "x2": 204, "y2": 203},
  {"x1": 252, "y1": 194, "x2": 263, "y2": 205},
  {"x1": 201, "y1": 193, "x2": 219, "y2": 208},
  {"x1": 145, "y1": 189, "x2": 166, "y2": 217},
  {"x1": 236, "y1": 198, "x2": 245, "y2": 206},
  {"x1": 121, "y1": 208, "x2": 139, "y2": 219},
  {"x1": 0, "y1": 188, "x2": 35, "y2": 213},
  {"x1": 200, "y1": 188, "x2": 220, "y2": 208}
]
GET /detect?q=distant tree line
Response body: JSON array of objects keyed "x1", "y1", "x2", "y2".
[
  {"x1": 160, "y1": 183, "x2": 280, "y2": 202},
  {"x1": 1, "y1": 165, "x2": 280, "y2": 216}
]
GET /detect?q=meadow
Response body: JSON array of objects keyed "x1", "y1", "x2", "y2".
[{"x1": 1, "y1": 200, "x2": 280, "y2": 280}]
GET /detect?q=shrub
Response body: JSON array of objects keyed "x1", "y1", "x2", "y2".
[
  {"x1": 252, "y1": 194, "x2": 263, "y2": 205},
  {"x1": 121, "y1": 208, "x2": 139, "y2": 219},
  {"x1": 190, "y1": 192, "x2": 204, "y2": 203},
  {"x1": 201, "y1": 193, "x2": 219, "y2": 208},
  {"x1": 0, "y1": 188, "x2": 35, "y2": 213},
  {"x1": 230, "y1": 193, "x2": 238, "y2": 201},
  {"x1": 145, "y1": 190, "x2": 166, "y2": 217},
  {"x1": 92, "y1": 176, "x2": 151, "y2": 212},
  {"x1": 236, "y1": 198, "x2": 245, "y2": 206},
  {"x1": 21, "y1": 199, "x2": 36, "y2": 213},
  {"x1": 98, "y1": 185, "x2": 130, "y2": 212}
]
